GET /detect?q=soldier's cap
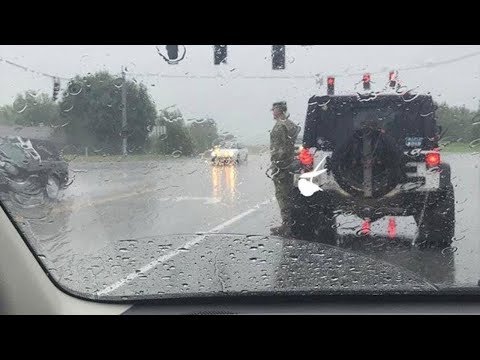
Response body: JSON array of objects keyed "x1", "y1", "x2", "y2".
[{"x1": 271, "y1": 101, "x2": 287, "y2": 112}]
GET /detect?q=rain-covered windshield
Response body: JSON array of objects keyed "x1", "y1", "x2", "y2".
[
  {"x1": 220, "y1": 141, "x2": 237, "y2": 148},
  {"x1": 352, "y1": 105, "x2": 428, "y2": 145},
  {"x1": 0, "y1": 45, "x2": 479, "y2": 301}
]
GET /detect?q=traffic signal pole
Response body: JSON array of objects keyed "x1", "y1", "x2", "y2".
[{"x1": 121, "y1": 66, "x2": 127, "y2": 156}]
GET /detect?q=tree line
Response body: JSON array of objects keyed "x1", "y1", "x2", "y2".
[
  {"x1": 435, "y1": 102, "x2": 480, "y2": 144},
  {"x1": 0, "y1": 71, "x2": 220, "y2": 156}
]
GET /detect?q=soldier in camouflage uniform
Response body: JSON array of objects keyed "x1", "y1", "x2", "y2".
[{"x1": 269, "y1": 101, "x2": 301, "y2": 236}]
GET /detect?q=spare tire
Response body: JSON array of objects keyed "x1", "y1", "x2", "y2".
[{"x1": 330, "y1": 127, "x2": 405, "y2": 198}]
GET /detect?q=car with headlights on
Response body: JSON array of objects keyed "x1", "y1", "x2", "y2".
[{"x1": 211, "y1": 141, "x2": 248, "y2": 165}]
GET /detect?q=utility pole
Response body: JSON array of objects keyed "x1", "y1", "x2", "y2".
[{"x1": 121, "y1": 66, "x2": 128, "y2": 156}]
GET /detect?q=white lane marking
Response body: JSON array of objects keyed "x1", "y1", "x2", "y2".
[
  {"x1": 55, "y1": 194, "x2": 222, "y2": 214},
  {"x1": 96, "y1": 198, "x2": 273, "y2": 296},
  {"x1": 172, "y1": 197, "x2": 221, "y2": 204}
]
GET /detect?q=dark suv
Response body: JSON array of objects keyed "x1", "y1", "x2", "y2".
[
  {"x1": 291, "y1": 91, "x2": 454, "y2": 249},
  {"x1": 0, "y1": 136, "x2": 69, "y2": 200}
]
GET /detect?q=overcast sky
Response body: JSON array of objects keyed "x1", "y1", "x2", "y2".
[{"x1": 0, "y1": 45, "x2": 479, "y2": 144}]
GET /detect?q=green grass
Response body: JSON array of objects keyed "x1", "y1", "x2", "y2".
[
  {"x1": 441, "y1": 143, "x2": 479, "y2": 153},
  {"x1": 69, "y1": 154, "x2": 172, "y2": 163}
]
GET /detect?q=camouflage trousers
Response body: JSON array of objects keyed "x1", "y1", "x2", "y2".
[{"x1": 272, "y1": 172, "x2": 294, "y2": 225}]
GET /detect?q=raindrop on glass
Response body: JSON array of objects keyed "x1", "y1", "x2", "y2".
[
  {"x1": 68, "y1": 82, "x2": 83, "y2": 96},
  {"x1": 113, "y1": 77, "x2": 124, "y2": 88},
  {"x1": 62, "y1": 103, "x2": 74, "y2": 113},
  {"x1": 13, "y1": 98, "x2": 27, "y2": 113},
  {"x1": 469, "y1": 138, "x2": 480, "y2": 148}
]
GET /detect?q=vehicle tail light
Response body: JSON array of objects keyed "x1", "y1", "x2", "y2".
[
  {"x1": 298, "y1": 147, "x2": 314, "y2": 167},
  {"x1": 425, "y1": 152, "x2": 440, "y2": 168}
]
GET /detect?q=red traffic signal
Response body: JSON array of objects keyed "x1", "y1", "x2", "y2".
[
  {"x1": 327, "y1": 76, "x2": 335, "y2": 95},
  {"x1": 363, "y1": 73, "x2": 371, "y2": 90},
  {"x1": 389, "y1": 70, "x2": 398, "y2": 88}
]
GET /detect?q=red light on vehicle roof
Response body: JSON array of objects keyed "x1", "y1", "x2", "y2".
[
  {"x1": 363, "y1": 73, "x2": 371, "y2": 83},
  {"x1": 387, "y1": 217, "x2": 396, "y2": 239},
  {"x1": 327, "y1": 76, "x2": 335, "y2": 95},
  {"x1": 361, "y1": 219, "x2": 371, "y2": 235},
  {"x1": 425, "y1": 152, "x2": 440, "y2": 168}
]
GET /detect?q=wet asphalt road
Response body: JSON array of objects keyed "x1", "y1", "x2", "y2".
[{"x1": 3, "y1": 153, "x2": 480, "y2": 298}]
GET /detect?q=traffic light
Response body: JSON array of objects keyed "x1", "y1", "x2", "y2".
[
  {"x1": 156, "y1": 45, "x2": 186, "y2": 64},
  {"x1": 214, "y1": 45, "x2": 227, "y2": 65},
  {"x1": 363, "y1": 73, "x2": 371, "y2": 91},
  {"x1": 52, "y1": 77, "x2": 60, "y2": 101},
  {"x1": 389, "y1": 70, "x2": 398, "y2": 89},
  {"x1": 327, "y1": 76, "x2": 335, "y2": 95},
  {"x1": 272, "y1": 45, "x2": 285, "y2": 70},
  {"x1": 166, "y1": 45, "x2": 179, "y2": 60}
]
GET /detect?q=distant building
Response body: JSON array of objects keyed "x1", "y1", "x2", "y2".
[
  {"x1": 149, "y1": 124, "x2": 167, "y2": 138},
  {"x1": 0, "y1": 125, "x2": 66, "y2": 144}
]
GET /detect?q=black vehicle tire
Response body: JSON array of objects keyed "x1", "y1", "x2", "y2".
[
  {"x1": 414, "y1": 184, "x2": 455, "y2": 249},
  {"x1": 290, "y1": 188, "x2": 336, "y2": 245},
  {"x1": 44, "y1": 175, "x2": 60, "y2": 200}
]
